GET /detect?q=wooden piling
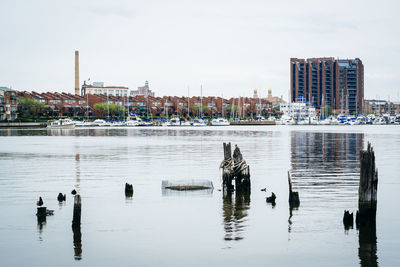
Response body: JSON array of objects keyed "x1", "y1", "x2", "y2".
[
  {"x1": 266, "y1": 192, "x2": 276, "y2": 205},
  {"x1": 356, "y1": 142, "x2": 378, "y2": 227},
  {"x1": 288, "y1": 172, "x2": 300, "y2": 208},
  {"x1": 57, "y1": 193, "x2": 66, "y2": 202},
  {"x1": 343, "y1": 210, "x2": 354, "y2": 229},
  {"x1": 232, "y1": 145, "x2": 251, "y2": 192},
  {"x1": 72, "y1": 194, "x2": 81, "y2": 229},
  {"x1": 221, "y1": 143, "x2": 251, "y2": 192},
  {"x1": 222, "y1": 142, "x2": 234, "y2": 192},
  {"x1": 125, "y1": 183, "x2": 134, "y2": 197}
]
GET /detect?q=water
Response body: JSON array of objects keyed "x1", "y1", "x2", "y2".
[{"x1": 0, "y1": 126, "x2": 399, "y2": 267}]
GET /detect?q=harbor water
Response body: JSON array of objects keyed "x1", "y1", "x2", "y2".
[{"x1": 0, "y1": 125, "x2": 399, "y2": 266}]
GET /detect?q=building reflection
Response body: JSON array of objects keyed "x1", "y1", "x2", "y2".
[
  {"x1": 291, "y1": 131, "x2": 363, "y2": 173},
  {"x1": 222, "y1": 191, "x2": 250, "y2": 241}
]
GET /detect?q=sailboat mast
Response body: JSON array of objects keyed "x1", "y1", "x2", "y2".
[{"x1": 200, "y1": 85, "x2": 203, "y2": 118}]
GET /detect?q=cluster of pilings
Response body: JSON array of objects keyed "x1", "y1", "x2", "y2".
[
  {"x1": 220, "y1": 142, "x2": 250, "y2": 193},
  {"x1": 35, "y1": 190, "x2": 82, "y2": 260}
]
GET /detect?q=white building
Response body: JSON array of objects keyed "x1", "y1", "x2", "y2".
[
  {"x1": 82, "y1": 82, "x2": 129, "y2": 96},
  {"x1": 280, "y1": 99, "x2": 316, "y2": 118}
]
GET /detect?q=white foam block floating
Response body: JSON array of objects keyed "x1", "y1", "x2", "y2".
[{"x1": 162, "y1": 180, "x2": 214, "y2": 191}]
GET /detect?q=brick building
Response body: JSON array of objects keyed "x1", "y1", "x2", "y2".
[
  {"x1": 290, "y1": 57, "x2": 364, "y2": 115},
  {"x1": 18, "y1": 91, "x2": 89, "y2": 117},
  {"x1": 0, "y1": 87, "x2": 18, "y2": 121}
]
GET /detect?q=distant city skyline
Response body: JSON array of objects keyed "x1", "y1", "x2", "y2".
[{"x1": 1, "y1": 0, "x2": 400, "y2": 101}]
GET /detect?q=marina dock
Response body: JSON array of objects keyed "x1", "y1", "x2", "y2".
[{"x1": 230, "y1": 120, "x2": 276, "y2": 126}]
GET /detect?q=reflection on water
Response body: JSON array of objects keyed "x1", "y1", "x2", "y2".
[
  {"x1": 222, "y1": 191, "x2": 250, "y2": 241},
  {"x1": 37, "y1": 216, "x2": 46, "y2": 242},
  {"x1": 72, "y1": 227, "x2": 82, "y2": 261},
  {"x1": 291, "y1": 132, "x2": 363, "y2": 204},
  {"x1": 290, "y1": 131, "x2": 380, "y2": 266},
  {"x1": 359, "y1": 224, "x2": 378, "y2": 267}
]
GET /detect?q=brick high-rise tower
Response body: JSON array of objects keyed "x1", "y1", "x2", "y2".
[{"x1": 290, "y1": 57, "x2": 364, "y2": 115}]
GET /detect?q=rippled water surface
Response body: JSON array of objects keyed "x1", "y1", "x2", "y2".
[{"x1": 0, "y1": 126, "x2": 399, "y2": 267}]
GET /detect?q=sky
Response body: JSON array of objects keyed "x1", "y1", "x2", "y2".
[{"x1": 1, "y1": 0, "x2": 399, "y2": 100}]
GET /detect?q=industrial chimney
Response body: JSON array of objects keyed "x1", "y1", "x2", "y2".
[{"x1": 75, "y1": 50, "x2": 80, "y2": 95}]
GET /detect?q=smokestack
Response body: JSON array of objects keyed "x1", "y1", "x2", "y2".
[{"x1": 75, "y1": 50, "x2": 80, "y2": 95}]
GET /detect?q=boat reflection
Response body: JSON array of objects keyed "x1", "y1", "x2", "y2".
[{"x1": 222, "y1": 191, "x2": 250, "y2": 241}]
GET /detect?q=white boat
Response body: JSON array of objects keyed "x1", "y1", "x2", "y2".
[
  {"x1": 162, "y1": 117, "x2": 182, "y2": 126},
  {"x1": 93, "y1": 119, "x2": 112, "y2": 127},
  {"x1": 125, "y1": 115, "x2": 143, "y2": 127},
  {"x1": 211, "y1": 117, "x2": 230, "y2": 126},
  {"x1": 254, "y1": 115, "x2": 267, "y2": 121},
  {"x1": 189, "y1": 118, "x2": 207, "y2": 127},
  {"x1": 47, "y1": 118, "x2": 75, "y2": 129},
  {"x1": 75, "y1": 120, "x2": 96, "y2": 127}
]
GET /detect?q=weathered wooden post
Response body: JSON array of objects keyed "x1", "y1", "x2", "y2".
[
  {"x1": 57, "y1": 193, "x2": 66, "y2": 202},
  {"x1": 220, "y1": 143, "x2": 251, "y2": 192},
  {"x1": 125, "y1": 183, "x2": 134, "y2": 197},
  {"x1": 356, "y1": 142, "x2": 378, "y2": 227},
  {"x1": 266, "y1": 192, "x2": 276, "y2": 205},
  {"x1": 233, "y1": 145, "x2": 251, "y2": 192},
  {"x1": 221, "y1": 142, "x2": 234, "y2": 192},
  {"x1": 343, "y1": 210, "x2": 354, "y2": 229},
  {"x1": 72, "y1": 194, "x2": 81, "y2": 229},
  {"x1": 288, "y1": 172, "x2": 300, "y2": 208},
  {"x1": 36, "y1": 196, "x2": 46, "y2": 223}
]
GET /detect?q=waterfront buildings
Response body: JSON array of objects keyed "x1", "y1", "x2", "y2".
[
  {"x1": 364, "y1": 99, "x2": 400, "y2": 116},
  {"x1": 0, "y1": 87, "x2": 18, "y2": 121},
  {"x1": 16, "y1": 90, "x2": 273, "y2": 119},
  {"x1": 130, "y1": 81, "x2": 155, "y2": 97},
  {"x1": 265, "y1": 88, "x2": 286, "y2": 107},
  {"x1": 18, "y1": 91, "x2": 88, "y2": 117},
  {"x1": 290, "y1": 57, "x2": 364, "y2": 115},
  {"x1": 280, "y1": 97, "x2": 316, "y2": 118},
  {"x1": 81, "y1": 82, "x2": 129, "y2": 97}
]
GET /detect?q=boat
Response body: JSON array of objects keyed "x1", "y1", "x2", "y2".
[
  {"x1": 162, "y1": 117, "x2": 182, "y2": 126},
  {"x1": 47, "y1": 118, "x2": 75, "y2": 129},
  {"x1": 211, "y1": 117, "x2": 230, "y2": 126},
  {"x1": 189, "y1": 118, "x2": 207, "y2": 127},
  {"x1": 125, "y1": 115, "x2": 144, "y2": 127},
  {"x1": 75, "y1": 120, "x2": 96, "y2": 127},
  {"x1": 93, "y1": 119, "x2": 111, "y2": 127}
]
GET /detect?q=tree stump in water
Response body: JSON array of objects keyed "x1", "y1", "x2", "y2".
[
  {"x1": 220, "y1": 143, "x2": 250, "y2": 192},
  {"x1": 356, "y1": 142, "x2": 378, "y2": 228},
  {"x1": 288, "y1": 172, "x2": 300, "y2": 208},
  {"x1": 72, "y1": 195, "x2": 81, "y2": 229}
]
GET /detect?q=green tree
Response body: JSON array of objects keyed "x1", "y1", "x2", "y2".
[
  {"x1": 18, "y1": 97, "x2": 46, "y2": 118},
  {"x1": 93, "y1": 103, "x2": 125, "y2": 118},
  {"x1": 191, "y1": 105, "x2": 209, "y2": 116}
]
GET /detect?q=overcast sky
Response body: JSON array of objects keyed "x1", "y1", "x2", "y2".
[{"x1": 1, "y1": 0, "x2": 399, "y2": 100}]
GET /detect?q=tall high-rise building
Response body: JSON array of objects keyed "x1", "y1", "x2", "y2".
[{"x1": 290, "y1": 57, "x2": 364, "y2": 114}]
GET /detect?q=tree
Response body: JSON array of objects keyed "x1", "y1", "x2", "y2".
[
  {"x1": 191, "y1": 105, "x2": 209, "y2": 117},
  {"x1": 93, "y1": 103, "x2": 125, "y2": 118},
  {"x1": 18, "y1": 97, "x2": 46, "y2": 118}
]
